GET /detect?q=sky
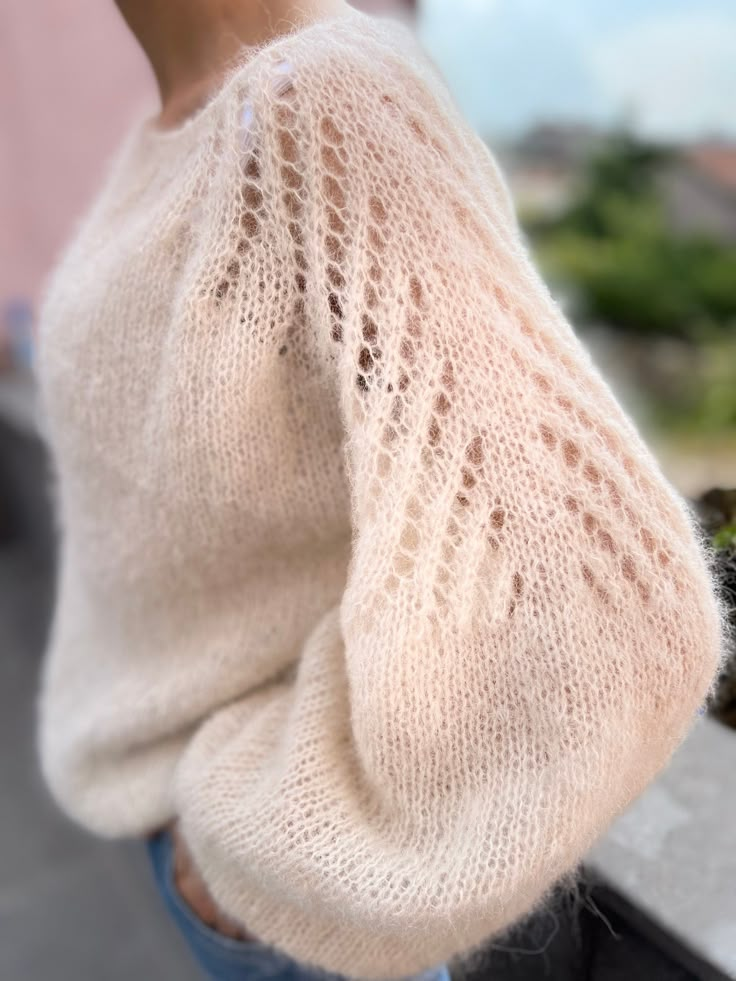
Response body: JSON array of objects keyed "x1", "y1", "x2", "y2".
[{"x1": 417, "y1": 0, "x2": 736, "y2": 142}]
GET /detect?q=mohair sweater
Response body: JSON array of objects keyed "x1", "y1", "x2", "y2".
[{"x1": 34, "y1": 6, "x2": 729, "y2": 978}]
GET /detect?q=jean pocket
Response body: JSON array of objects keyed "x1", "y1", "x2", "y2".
[{"x1": 150, "y1": 829, "x2": 261, "y2": 959}]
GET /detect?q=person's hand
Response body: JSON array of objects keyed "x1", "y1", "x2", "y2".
[{"x1": 167, "y1": 819, "x2": 257, "y2": 942}]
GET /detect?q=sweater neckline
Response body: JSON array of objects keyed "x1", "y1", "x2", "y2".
[{"x1": 135, "y1": 3, "x2": 365, "y2": 147}]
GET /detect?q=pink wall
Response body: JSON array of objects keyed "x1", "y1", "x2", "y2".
[
  {"x1": 1, "y1": 2, "x2": 151, "y2": 307},
  {"x1": 1, "y1": 1, "x2": 415, "y2": 322}
]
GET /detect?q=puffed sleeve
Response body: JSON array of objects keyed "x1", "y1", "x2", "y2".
[{"x1": 172, "y1": 37, "x2": 729, "y2": 980}]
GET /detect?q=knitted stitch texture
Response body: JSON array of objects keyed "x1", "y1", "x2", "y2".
[{"x1": 34, "y1": 6, "x2": 730, "y2": 979}]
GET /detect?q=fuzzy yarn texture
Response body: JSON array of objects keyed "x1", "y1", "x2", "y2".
[{"x1": 34, "y1": 5, "x2": 731, "y2": 979}]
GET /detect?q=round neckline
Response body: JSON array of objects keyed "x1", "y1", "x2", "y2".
[{"x1": 136, "y1": 4, "x2": 365, "y2": 145}]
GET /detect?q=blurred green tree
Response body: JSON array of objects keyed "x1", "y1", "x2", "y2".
[{"x1": 526, "y1": 129, "x2": 736, "y2": 343}]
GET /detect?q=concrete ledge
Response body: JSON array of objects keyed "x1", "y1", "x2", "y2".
[{"x1": 587, "y1": 716, "x2": 736, "y2": 980}]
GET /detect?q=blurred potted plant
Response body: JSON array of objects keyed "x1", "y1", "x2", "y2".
[{"x1": 689, "y1": 487, "x2": 736, "y2": 728}]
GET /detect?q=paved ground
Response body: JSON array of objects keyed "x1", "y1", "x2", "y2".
[{"x1": 0, "y1": 542, "x2": 200, "y2": 981}]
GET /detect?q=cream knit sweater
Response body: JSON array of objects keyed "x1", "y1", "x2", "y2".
[{"x1": 34, "y1": 6, "x2": 729, "y2": 979}]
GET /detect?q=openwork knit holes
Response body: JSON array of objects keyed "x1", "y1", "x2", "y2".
[
  {"x1": 268, "y1": 64, "x2": 312, "y2": 360},
  {"x1": 524, "y1": 358, "x2": 681, "y2": 607},
  {"x1": 216, "y1": 62, "x2": 313, "y2": 359},
  {"x1": 484, "y1": 281, "x2": 692, "y2": 609},
  {"x1": 210, "y1": 99, "x2": 266, "y2": 306},
  {"x1": 303, "y1": 80, "x2": 533, "y2": 627},
  {"x1": 227, "y1": 59, "x2": 685, "y2": 631}
]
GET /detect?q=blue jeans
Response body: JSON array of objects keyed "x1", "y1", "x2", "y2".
[{"x1": 145, "y1": 828, "x2": 452, "y2": 981}]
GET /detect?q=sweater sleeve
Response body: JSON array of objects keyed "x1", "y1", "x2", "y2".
[{"x1": 171, "y1": 43, "x2": 728, "y2": 980}]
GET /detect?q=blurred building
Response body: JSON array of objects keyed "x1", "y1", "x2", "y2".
[
  {"x1": 494, "y1": 122, "x2": 606, "y2": 218},
  {"x1": 496, "y1": 122, "x2": 736, "y2": 242},
  {"x1": 658, "y1": 141, "x2": 736, "y2": 244}
]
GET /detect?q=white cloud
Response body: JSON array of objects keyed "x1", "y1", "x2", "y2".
[
  {"x1": 588, "y1": 10, "x2": 736, "y2": 139},
  {"x1": 418, "y1": 1, "x2": 736, "y2": 140}
]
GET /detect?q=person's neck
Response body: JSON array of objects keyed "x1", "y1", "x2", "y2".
[{"x1": 115, "y1": 0, "x2": 352, "y2": 128}]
